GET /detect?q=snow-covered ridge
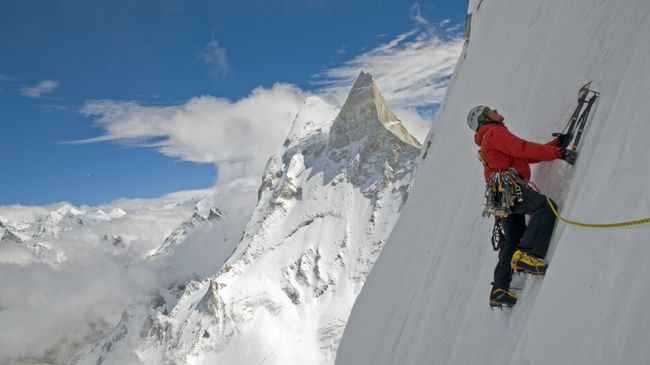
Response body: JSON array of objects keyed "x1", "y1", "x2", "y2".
[
  {"x1": 1, "y1": 203, "x2": 126, "y2": 242},
  {"x1": 76, "y1": 72, "x2": 422, "y2": 365},
  {"x1": 337, "y1": 1, "x2": 650, "y2": 364},
  {"x1": 0, "y1": 203, "x2": 130, "y2": 264},
  {"x1": 0, "y1": 194, "x2": 218, "y2": 264},
  {"x1": 151, "y1": 207, "x2": 224, "y2": 257},
  {"x1": 0, "y1": 187, "x2": 250, "y2": 364}
]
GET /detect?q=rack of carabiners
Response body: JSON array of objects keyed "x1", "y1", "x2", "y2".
[
  {"x1": 482, "y1": 168, "x2": 525, "y2": 218},
  {"x1": 483, "y1": 168, "x2": 528, "y2": 251}
]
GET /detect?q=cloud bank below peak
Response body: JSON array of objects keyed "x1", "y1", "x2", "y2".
[{"x1": 73, "y1": 83, "x2": 307, "y2": 184}]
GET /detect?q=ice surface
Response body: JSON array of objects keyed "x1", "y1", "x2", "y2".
[{"x1": 336, "y1": 1, "x2": 650, "y2": 364}]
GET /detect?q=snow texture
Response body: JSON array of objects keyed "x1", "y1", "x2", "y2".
[{"x1": 336, "y1": 1, "x2": 650, "y2": 364}]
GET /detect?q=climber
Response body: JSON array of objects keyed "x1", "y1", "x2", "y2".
[{"x1": 467, "y1": 106, "x2": 577, "y2": 308}]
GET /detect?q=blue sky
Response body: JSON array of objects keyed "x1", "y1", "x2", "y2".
[{"x1": 0, "y1": 0, "x2": 467, "y2": 206}]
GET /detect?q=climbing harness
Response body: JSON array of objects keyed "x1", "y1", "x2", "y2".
[{"x1": 546, "y1": 196, "x2": 650, "y2": 228}]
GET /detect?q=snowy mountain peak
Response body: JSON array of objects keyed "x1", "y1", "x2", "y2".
[
  {"x1": 78, "y1": 76, "x2": 422, "y2": 364},
  {"x1": 284, "y1": 96, "x2": 339, "y2": 146},
  {"x1": 94, "y1": 208, "x2": 127, "y2": 220},
  {"x1": 48, "y1": 203, "x2": 84, "y2": 220},
  {"x1": 328, "y1": 71, "x2": 421, "y2": 150}
]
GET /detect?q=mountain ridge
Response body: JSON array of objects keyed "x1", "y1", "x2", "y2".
[{"x1": 74, "y1": 72, "x2": 422, "y2": 365}]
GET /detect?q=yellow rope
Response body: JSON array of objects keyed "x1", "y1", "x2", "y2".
[{"x1": 546, "y1": 196, "x2": 650, "y2": 228}]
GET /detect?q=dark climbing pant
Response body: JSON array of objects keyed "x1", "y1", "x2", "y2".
[{"x1": 493, "y1": 183, "x2": 558, "y2": 290}]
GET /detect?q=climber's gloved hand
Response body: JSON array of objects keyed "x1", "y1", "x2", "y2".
[
  {"x1": 554, "y1": 133, "x2": 573, "y2": 149},
  {"x1": 559, "y1": 148, "x2": 577, "y2": 165}
]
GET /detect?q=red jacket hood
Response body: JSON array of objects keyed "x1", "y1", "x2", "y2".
[{"x1": 474, "y1": 122, "x2": 501, "y2": 146}]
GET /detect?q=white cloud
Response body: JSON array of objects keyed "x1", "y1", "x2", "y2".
[
  {"x1": 73, "y1": 84, "x2": 306, "y2": 183},
  {"x1": 21, "y1": 80, "x2": 60, "y2": 98},
  {"x1": 0, "y1": 184, "x2": 258, "y2": 364},
  {"x1": 72, "y1": 24, "x2": 463, "y2": 181},
  {"x1": 314, "y1": 29, "x2": 463, "y2": 111},
  {"x1": 312, "y1": 26, "x2": 463, "y2": 141},
  {"x1": 201, "y1": 39, "x2": 230, "y2": 75},
  {"x1": 410, "y1": 3, "x2": 430, "y2": 26},
  {"x1": 446, "y1": 23, "x2": 464, "y2": 33}
]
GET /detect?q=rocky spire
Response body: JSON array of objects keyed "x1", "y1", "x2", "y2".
[{"x1": 328, "y1": 71, "x2": 421, "y2": 150}]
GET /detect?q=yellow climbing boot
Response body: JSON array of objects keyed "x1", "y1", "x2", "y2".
[
  {"x1": 489, "y1": 288, "x2": 517, "y2": 308},
  {"x1": 511, "y1": 249, "x2": 547, "y2": 276}
]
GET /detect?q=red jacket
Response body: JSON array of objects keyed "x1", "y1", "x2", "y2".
[{"x1": 474, "y1": 123, "x2": 560, "y2": 181}]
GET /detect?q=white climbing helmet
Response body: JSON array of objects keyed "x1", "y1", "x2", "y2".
[{"x1": 467, "y1": 105, "x2": 490, "y2": 131}]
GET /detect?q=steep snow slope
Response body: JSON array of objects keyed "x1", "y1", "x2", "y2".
[
  {"x1": 76, "y1": 72, "x2": 421, "y2": 365},
  {"x1": 337, "y1": 1, "x2": 650, "y2": 364}
]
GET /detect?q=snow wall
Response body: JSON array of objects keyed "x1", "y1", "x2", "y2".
[{"x1": 336, "y1": 0, "x2": 650, "y2": 364}]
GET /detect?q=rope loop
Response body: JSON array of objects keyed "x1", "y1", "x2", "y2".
[{"x1": 546, "y1": 196, "x2": 650, "y2": 228}]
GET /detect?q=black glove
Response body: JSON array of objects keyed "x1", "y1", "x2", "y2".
[
  {"x1": 559, "y1": 148, "x2": 578, "y2": 165},
  {"x1": 554, "y1": 133, "x2": 573, "y2": 149}
]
